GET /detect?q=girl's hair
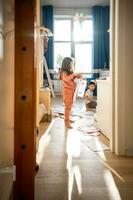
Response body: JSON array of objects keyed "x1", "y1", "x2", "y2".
[{"x1": 61, "y1": 57, "x2": 73, "y2": 75}]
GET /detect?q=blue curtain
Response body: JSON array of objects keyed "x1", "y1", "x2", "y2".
[
  {"x1": 92, "y1": 6, "x2": 110, "y2": 71},
  {"x1": 42, "y1": 5, "x2": 54, "y2": 70}
]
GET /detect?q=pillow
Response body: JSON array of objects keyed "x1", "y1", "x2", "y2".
[{"x1": 38, "y1": 104, "x2": 47, "y2": 123}]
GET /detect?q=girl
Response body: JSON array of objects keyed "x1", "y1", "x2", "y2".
[{"x1": 60, "y1": 57, "x2": 82, "y2": 128}]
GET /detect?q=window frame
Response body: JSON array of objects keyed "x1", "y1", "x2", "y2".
[{"x1": 54, "y1": 16, "x2": 93, "y2": 73}]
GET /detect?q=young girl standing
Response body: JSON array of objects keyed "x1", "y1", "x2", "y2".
[{"x1": 60, "y1": 57, "x2": 82, "y2": 128}]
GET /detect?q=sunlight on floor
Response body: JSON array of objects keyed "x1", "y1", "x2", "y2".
[
  {"x1": 99, "y1": 157, "x2": 125, "y2": 183},
  {"x1": 65, "y1": 127, "x2": 124, "y2": 200},
  {"x1": 67, "y1": 163, "x2": 82, "y2": 200},
  {"x1": 35, "y1": 96, "x2": 133, "y2": 199},
  {"x1": 94, "y1": 138, "x2": 125, "y2": 183},
  {"x1": 66, "y1": 130, "x2": 81, "y2": 157},
  {"x1": 104, "y1": 169, "x2": 121, "y2": 200},
  {"x1": 94, "y1": 138, "x2": 124, "y2": 199},
  {"x1": 97, "y1": 149, "x2": 107, "y2": 160},
  {"x1": 36, "y1": 119, "x2": 55, "y2": 164},
  {"x1": 90, "y1": 137, "x2": 122, "y2": 199},
  {"x1": 66, "y1": 129, "x2": 82, "y2": 200}
]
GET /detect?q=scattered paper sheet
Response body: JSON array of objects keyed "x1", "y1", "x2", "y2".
[{"x1": 77, "y1": 79, "x2": 87, "y2": 98}]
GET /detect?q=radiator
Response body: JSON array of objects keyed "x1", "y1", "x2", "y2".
[{"x1": 53, "y1": 80, "x2": 62, "y2": 94}]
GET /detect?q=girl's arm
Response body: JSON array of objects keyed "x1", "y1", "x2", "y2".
[
  {"x1": 74, "y1": 73, "x2": 83, "y2": 79},
  {"x1": 62, "y1": 72, "x2": 82, "y2": 82}
]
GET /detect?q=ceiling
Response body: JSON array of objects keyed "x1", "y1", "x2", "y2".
[{"x1": 41, "y1": 0, "x2": 110, "y2": 7}]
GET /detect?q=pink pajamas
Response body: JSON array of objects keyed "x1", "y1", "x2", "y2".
[
  {"x1": 63, "y1": 89, "x2": 74, "y2": 123},
  {"x1": 61, "y1": 72, "x2": 81, "y2": 126}
]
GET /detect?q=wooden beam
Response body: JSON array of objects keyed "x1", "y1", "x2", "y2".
[{"x1": 14, "y1": 0, "x2": 36, "y2": 198}]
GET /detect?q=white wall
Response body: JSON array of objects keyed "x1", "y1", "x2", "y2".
[
  {"x1": 54, "y1": 7, "x2": 92, "y2": 17},
  {"x1": 40, "y1": 7, "x2": 92, "y2": 25},
  {"x1": 0, "y1": 0, "x2": 14, "y2": 166},
  {"x1": 111, "y1": 0, "x2": 133, "y2": 155},
  {"x1": 41, "y1": 0, "x2": 110, "y2": 8},
  {"x1": 122, "y1": 0, "x2": 133, "y2": 155}
]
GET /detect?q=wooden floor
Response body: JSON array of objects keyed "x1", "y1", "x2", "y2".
[{"x1": 35, "y1": 97, "x2": 133, "y2": 200}]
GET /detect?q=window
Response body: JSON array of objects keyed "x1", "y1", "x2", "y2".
[
  {"x1": 54, "y1": 20, "x2": 71, "y2": 41},
  {"x1": 54, "y1": 17, "x2": 93, "y2": 73},
  {"x1": 75, "y1": 43, "x2": 92, "y2": 73}
]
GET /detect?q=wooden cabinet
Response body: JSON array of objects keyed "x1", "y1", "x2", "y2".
[
  {"x1": 36, "y1": 88, "x2": 51, "y2": 151},
  {"x1": 96, "y1": 79, "x2": 111, "y2": 139},
  {"x1": 39, "y1": 88, "x2": 51, "y2": 121}
]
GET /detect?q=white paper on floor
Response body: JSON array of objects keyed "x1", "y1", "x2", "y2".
[
  {"x1": 89, "y1": 132, "x2": 100, "y2": 136},
  {"x1": 53, "y1": 106, "x2": 100, "y2": 136},
  {"x1": 52, "y1": 105, "x2": 82, "y2": 116},
  {"x1": 86, "y1": 139, "x2": 110, "y2": 152},
  {"x1": 79, "y1": 131, "x2": 100, "y2": 137},
  {"x1": 74, "y1": 117, "x2": 99, "y2": 133},
  {"x1": 78, "y1": 126, "x2": 99, "y2": 133},
  {"x1": 82, "y1": 112, "x2": 94, "y2": 117},
  {"x1": 80, "y1": 136, "x2": 110, "y2": 151},
  {"x1": 52, "y1": 105, "x2": 64, "y2": 114},
  {"x1": 52, "y1": 111, "x2": 60, "y2": 117},
  {"x1": 60, "y1": 115, "x2": 82, "y2": 122}
]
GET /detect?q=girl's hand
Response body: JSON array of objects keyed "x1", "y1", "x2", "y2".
[
  {"x1": 80, "y1": 75, "x2": 86, "y2": 80},
  {"x1": 76, "y1": 73, "x2": 83, "y2": 79},
  {"x1": 80, "y1": 76, "x2": 84, "y2": 80}
]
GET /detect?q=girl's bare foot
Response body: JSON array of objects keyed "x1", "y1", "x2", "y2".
[
  {"x1": 66, "y1": 125, "x2": 72, "y2": 129},
  {"x1": 65, "y1": 123, "x2": 72, "y2": 129}
]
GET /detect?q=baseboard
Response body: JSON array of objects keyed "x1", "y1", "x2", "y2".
[{"x1": 126, "y1": 149, "x2": 133, "y2": 156}]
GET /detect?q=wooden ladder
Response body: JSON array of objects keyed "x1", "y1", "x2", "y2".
[{"x1": 43, "y1": 56, "x2": 55, "y2": 98}]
